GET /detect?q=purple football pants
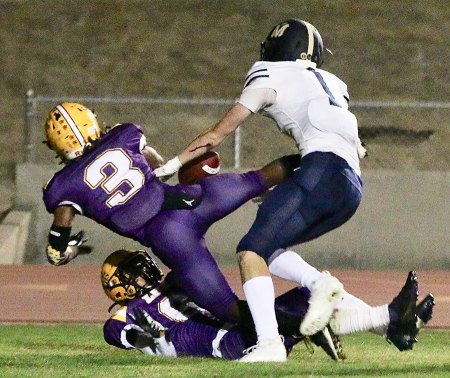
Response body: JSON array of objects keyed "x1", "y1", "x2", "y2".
[{"x1": 142, "y1": 171, "x2": 267, "y2": 322}]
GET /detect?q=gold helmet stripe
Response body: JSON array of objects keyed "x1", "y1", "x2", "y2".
[
  {"x1": 302, "y1": 21, "x2": 315, "y2": 60},
  {"x1": 56, "y1": 105, "x2": 86, "y2": 148}
]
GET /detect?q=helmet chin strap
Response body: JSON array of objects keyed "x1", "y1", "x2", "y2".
[{"x1": 302, "y1": 21, "x2": 316, "y2": 59}]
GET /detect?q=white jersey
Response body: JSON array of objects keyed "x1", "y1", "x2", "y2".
[{"x1": 237, "y1": 60, "x2": 361, "y2": 176}]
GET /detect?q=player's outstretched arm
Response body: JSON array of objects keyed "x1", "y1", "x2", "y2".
[
  {"x1": 46, "y1": 205, "x2": 84, "y2": 266},
  {"x1": 154, "y1": 103, "x2": 253, "y2": 179},
  {"x1": 142, "y1": 146, "x2": 165, "y2": 170}
]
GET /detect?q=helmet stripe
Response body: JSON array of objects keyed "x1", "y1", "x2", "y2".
[
  {"x1": 302, "y1": 21, "x2": 315, "y2": 60},
  {"x1": 56, "y1": 105, "x2": 86, "y2": 147}
]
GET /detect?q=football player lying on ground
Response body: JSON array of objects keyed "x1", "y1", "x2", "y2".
[{"x1": 102, "y1": 250, "x2": 435, "y2": 360}]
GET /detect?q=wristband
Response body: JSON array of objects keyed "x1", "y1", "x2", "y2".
[{"x1": 48, "y1": 225, "x2": 71, "y2": 251}]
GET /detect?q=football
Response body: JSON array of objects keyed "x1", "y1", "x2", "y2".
[{"x1": 178, "y1": 151, "x2": 220, "y2": 184}]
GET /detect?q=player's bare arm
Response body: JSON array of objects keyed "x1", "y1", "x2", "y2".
[
  {"x1": 52, "y1": 205, "x2": 75, "y2": 227},
  {"x1": 179, "y1": 103, "x2": 252, "y2": 165},
  {"x1": 153, "y1": 104, "x2": 252, "y2": 178},
  {"x1": 142, "y1": 146, "x2": 165, "y2": 170}
]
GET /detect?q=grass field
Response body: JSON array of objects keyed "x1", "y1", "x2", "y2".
[{"x1": 0, "y1": 325, "x2": 448, "y2": 377}]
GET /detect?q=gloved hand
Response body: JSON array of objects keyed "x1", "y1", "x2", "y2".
[
  {"x1": 46, "y1": 245, "x2": 78, "y2": 266},
  {"x1": 68, "y1": 231, "x2": 88, "y2": 246},
  {"x1": 356, "y1": 138, "x2": 368, "y2": 159},
  {"x1": 153, "y1": 157, "x2": 182, "y2": 179},
  {"x1": 131, "y1": 308, "x2": 166, "y2": 338},
  {"x1": 68, "y1": 230, "x2": 92, "y2": 255},
  {"x1": 47, "y1": 231, "x2": 92, "y2": 265}
]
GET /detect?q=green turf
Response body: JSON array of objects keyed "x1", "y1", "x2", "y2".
[{"x1": 0, "y1": 324, "x2": 448, "y2": 377}]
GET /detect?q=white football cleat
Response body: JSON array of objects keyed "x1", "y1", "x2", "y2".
[
  {"x1": 239, "y1": 336, "x2": 287, "y2": 363},
  {"x1": 300, "y1": 272, "x2": 344, "y2": 336}
]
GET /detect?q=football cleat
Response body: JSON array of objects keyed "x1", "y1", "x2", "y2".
[
  {"x1": 300, "y1": 272, "x2": 344, "y2": 336},
  {"x1": 410, "y1": 293, "x2": 435, "y2": 340},
  {"x1": 309, "y1": 324, "x2": 345, "y2": 361},
  {"x1": 239, "y1": 336, "x2": 287, "y2": 363},
  {"x1": 385, "y1": 271, "x2": 419, "y2": 351},
  {"x1": 416, "y1": 293, "x2": 435, "y2": 326}
]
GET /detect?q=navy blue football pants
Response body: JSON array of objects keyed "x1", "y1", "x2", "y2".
[{"x1": 237, "y1": 151, "x2": 362, "y2": 261}]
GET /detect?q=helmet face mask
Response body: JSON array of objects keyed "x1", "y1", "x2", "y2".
[
  {"x1": 45, "y1": 102, "x2": 101, "y2": 161},
  {"x1": 260, "y1": 19, "x2": 325, "y2": 67},
  {"x1": 101, "y1": 250, "x2": 164, "y2": 303}
]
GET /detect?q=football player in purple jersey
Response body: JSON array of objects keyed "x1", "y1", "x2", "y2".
[
  {"x1": 101, "y1": 250, "x2": 435, "y2": 361},
  {"x1": 42, "y1": 102, "x2": 302, "y2": 326}
]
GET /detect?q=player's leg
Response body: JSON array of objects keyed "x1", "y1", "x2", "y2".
[
  {"x1": 237, "y1": 153, "x2": 362, "y2": 356},
  {"x1": 192, "y1": 154, "x2": 301, "y2": 228},
  {"x1": 237, "y1": 249, "x2": 287, "y2": 362},
  {"x1": 236, "y1": 179, "x2": 306, "y2": 362},
  {"x1": 144, "y1": 212, "x2": 243, "y2": 323},
  {"x1": 191, "y1": 171, "x2": 266, "y2": 228}
]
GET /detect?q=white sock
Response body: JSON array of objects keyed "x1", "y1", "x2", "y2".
[
  {"x1": 268, "y1": 249, "x2": 320, "y2": 287},
  {"x1": 338, "y1": 290, "x2": 371, "y2": 310},
  {"x1": 242, "y1": 276, "x2": 279, "y2": 341},
  {"x1": 269, "y1": 250, "x2": 371, "y2": 310},
  {"x1": 330, "y1": 304, "x2": 390, "y2": 335}
]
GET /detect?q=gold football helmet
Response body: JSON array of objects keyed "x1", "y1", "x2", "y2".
[
  {"x1": 45, "y1": 102, "x2": 101, "y2": 160},
  {"x1": 101, "y1": 250, "x2": 163, "y2": 303}
]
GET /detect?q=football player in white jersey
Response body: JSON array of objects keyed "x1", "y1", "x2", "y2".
[{"x1": 153, "y1": 19, "x2": 414, "y2": 362}]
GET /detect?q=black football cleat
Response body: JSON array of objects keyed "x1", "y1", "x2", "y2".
[
  {"x1": 416, "y1": 293, "x2": 435, "y2": 326},
  {"x1": 309, "y1": 325, "x2": 345, "y2": 361},
  {"x1": 385, "y1": 271, "x2": 419, "y2": 351},
  {"x1": 409, "y1": 293, "x2": 436, "y2": 340}
]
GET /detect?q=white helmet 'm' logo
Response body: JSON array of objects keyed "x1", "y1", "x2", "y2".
[{"x1": 271, "y1": 23, "x2": 290, "y2": 38}]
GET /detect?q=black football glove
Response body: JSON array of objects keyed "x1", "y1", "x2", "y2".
[{"x1": 68, "y1": 231, "x2": 92, "y2": 255}]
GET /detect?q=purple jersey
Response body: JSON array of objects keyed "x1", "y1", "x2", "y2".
[
  {"x1": 43, "y1": 123, "x2": 270, "y2": 323},
  {"x1": 43, "y1": 123, "x2": 165, "y2": 236},
  {"x1": 103, "y1": 282, "x2": 309, "y2": 359},
  {"x1": 103, "y1": 282, "x2": 233, "y2": 358}
]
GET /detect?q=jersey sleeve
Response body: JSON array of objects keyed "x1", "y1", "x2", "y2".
[
  {"x1": 103, "y1": 318, "x2": 129, "y2": 349},
  {"x1": 42, "y1": 175, "x2": 83, "y2": 214},
  {"x1": 242, "y1": 62, "x2": 273, "y2": 89},
  {"x1": 103, "y1": 306, "x2": 135, "y2": 350},
  {"x1": 237, "y1": 87, "x2": 277, "y2": 113},
  {"x1": 237, "y1": 62, "x2": 278, "y2": 112}
]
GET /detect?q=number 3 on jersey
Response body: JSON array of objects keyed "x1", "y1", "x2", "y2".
[{"x1": 84, "y1": 149, "x2": 144, "y2": 208}]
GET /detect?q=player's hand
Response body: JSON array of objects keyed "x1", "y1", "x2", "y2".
[
  {"x1": 68, "y1": 231, "x2": 88, "y2": 247},
  {"x1": 131, "y1": 308, "x2": 165, "y2": 338},
  {"x1": 47, "y1": 231, "x2": 92, "y2": 265},
  {"x1": 356, "y1": 138, "x2": 368, "y2": 159},
  {"x1": 46, "y1": 246, "x2": 78, "y2": 266},
  {"x1": 68, "y1": 231, "x2": 93, "y2": 255},
  {"x1": 153, "y1": 156, "x2": 182, "y2": 179}
]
